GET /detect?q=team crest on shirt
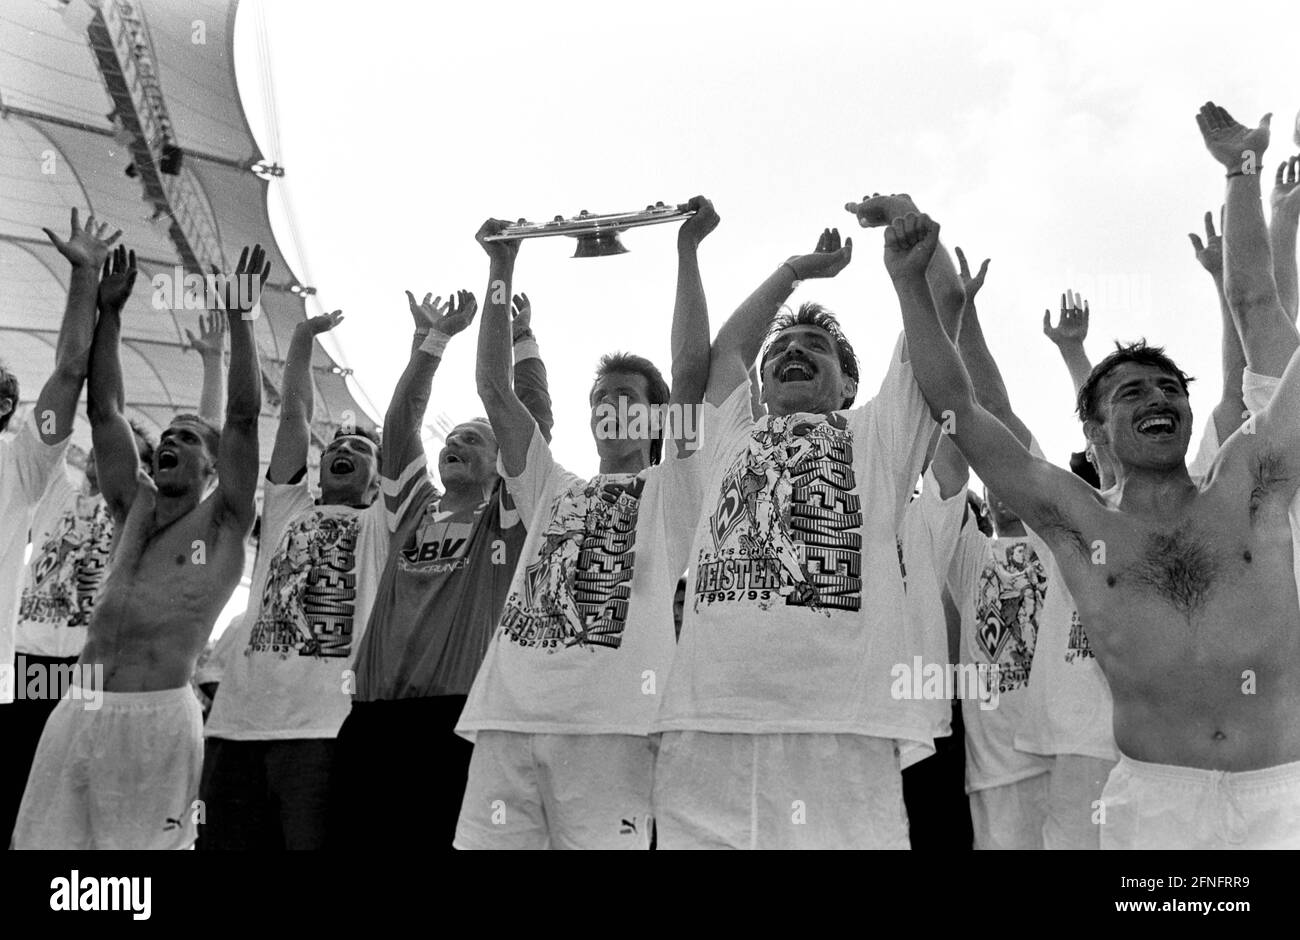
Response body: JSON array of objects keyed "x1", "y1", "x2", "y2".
[
  {"x1": 18, "y1": 497, "x2": 114, "y2": 627},
  {"x1": 247, "y1": 511, "x2": 361, "y2": 659},
  {"x1": 974, "y1": 541, "x2": 1046, "y2": 692},
  {"x1": 695, "y1": 413, "x2": 861, "y2": 614},
  {"x1": 499, "y1": 475, "x2": 644, "y2": 652}
]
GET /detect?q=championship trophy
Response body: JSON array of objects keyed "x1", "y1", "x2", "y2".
[{"x1": 481, "y1": 201, "x2": 696, "y2": 257}]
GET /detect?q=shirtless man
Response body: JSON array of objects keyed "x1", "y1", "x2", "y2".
[
  {"x1": 12, "y1": 244, "x2": 268, "y2": 849},
  {"x1": 888, "y1": 177, "x2": 1300, "y2": 846}
]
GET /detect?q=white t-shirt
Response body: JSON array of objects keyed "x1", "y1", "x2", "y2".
[
  {"x1": 0, "y1": 418, "x2": 69, "y2": 704},
  {"x1": 457, "y1": 425, "x2": 703, "y2": 738},
  {"x1": 895, "y1": 467, "x2": 967, "y2": 767},
  {"x1": 15, "y1": 468, "x2": 111, "y2": 659},
  {"x1": 948, "y1": 520, "x2": 1054, "y2": 792},
  {"x1": 195, "y1": 613, "x2": 245, "y2": 687},
  {"x1": 204, "y1": 478, "x2": 390, "y2": 739},
  {"x1": 654, "y1": 334, "x2": 936, "y2": 743},
  {"x1": 1011, "y1": 521, "x2": 1117, "y2": 763},
  {"x1": 1186, "y1": 414, "x2": 1220, "y2": 481},
  {"x1": 1241, "y1": 369, "x2": 1300, "y2": 599}
]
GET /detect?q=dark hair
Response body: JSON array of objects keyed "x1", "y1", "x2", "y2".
[
  {"x1": 1069, "y1": 449, "x2": 1100, "y2": 488},
  {"x1": 128, "y1": 419, "x2": 156, "y2": 468},
  {"x1": 589, "y1": 352, "x2": 670, "y2": 464},
  {"x1": 0, "y1": 363, "x2": 17, "y2": 433},
  {"x1": 760, "y1": 302, "x2": 861, "y2": 409},
  {"x1": 171, "y1": 413, "x2": 221, "y2": 461},
  {"x1": 332, "y1": 424, "x2": 382, "y2": 473},
  {"x1": 1076, "y1": 340, "x2": 1194, "y2": 425}
]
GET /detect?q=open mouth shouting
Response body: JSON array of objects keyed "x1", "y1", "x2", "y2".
[
  {"x1": 1134, "y1": 412, "x2": 1178, "y2": 439},
  {"x1": 156, "y1": 449, "x2": 180, "y2": 471},
  {"x1": 329, "y1": 455, "x2": 356, "y2": 474},
  {"x1": 778, "y1": 357, "x2": 816, "y2": 383}
]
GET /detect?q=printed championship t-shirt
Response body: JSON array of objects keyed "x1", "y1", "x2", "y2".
[
  {"x1": 948, "y1": 520, "x2": 1053, "y2": 792},
  {"x1": 352, "y1": 465, "x2": 526, "y2": 702},
  {"x1": 204, "y1": 478, "x2": 389, "y2": 739},
  {"x1": 0, "y1": 418, "x2": 69, "y2": 704},
  {"x1": 456, "y1": 425, "x2": 703, "y2": 738},
  {"x1": 15, "y1": 469, "x2": 112, "y2": 659},
  {"x1": 654, "y1": 334, "x2": 936, "y2": 741},
  {"x1": 195, "y1": 613, "x2": 245, "y2": 687},
  {"x1": 894, "y1": 467, "x2": 968, "y2": 766}
]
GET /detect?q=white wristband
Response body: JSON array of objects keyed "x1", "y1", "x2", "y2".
[
  {"x1": 513, "y1": 337, "x2": 541, "y2": 363},
  {"x1": 419, "y1": 330, "x2": 450, "y2": 357}
]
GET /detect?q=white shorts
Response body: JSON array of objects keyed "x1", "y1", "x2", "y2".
[
  {"x1": 969, "y1": 772, "x2": 1049, "y2": 850},
  {"x1": 652, "y1": 731, "x2": 909, "y2": 850},
  {"x1": 1100, "y1": 754, "x2": 1300, "y2": 849},
  {"x1": 1042, "y1": 754, "x2": 1116, "y2": 850},
  {"x1": 12, "y1": 685, "x2": 203, "y2": 850},
  {"x1": 454, "y1": 732, "x2": 654, "y2": 850}
]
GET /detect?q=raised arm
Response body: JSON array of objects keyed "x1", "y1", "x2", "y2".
[
  {"x1": 1271, "y1": 155, "x2": 1300, "y2": 322},
  {"x1": 87, "y1": 244, "x2": 141, "y2": 521},
  {"x1": 1198, "y1": 102, "x2": 1300, "y2": 378},
  {"x1": 38, "y1": 210, "x2": 121, "y2": 446},
  {"x1": 954, "y1": 247, "x2": 1032, "y2": 447},
  {"x1": 884, "y1": 213, "x2": 1096, "y2": 533},
  {"x1": 383, "y1": 290, "x2": 476, "y2": 478},
  {"x1": 212, "y1": 245, "x2": 269, "y2": 528},
  {"x1": 1042, "y1": 290, "x2": 1094, "y2": 397},
  {"x1": 706, "y1": 227, "x2": 852, "y2": 407},
  {"x1": 474, "y1": 220, "x2": 534, "y2": 477},
  {"x1": 187, "y1": 310, "x2": 227, "y2": 424},
  {"x1": 510, "y1": 293, "x2": 554, "y2": 443},
  {"x1": 846, "y1": 192, "x2": 965, "y2": 345},
  {"x1": 1188, "y1": 210, "x2": 1247, "y2": 440},
  {"x1": 268, "y1": 310, "x2": 344, "y2": 484},
  {"x1": 669, "y1": 196, "x2": 720, "y2": 454}
]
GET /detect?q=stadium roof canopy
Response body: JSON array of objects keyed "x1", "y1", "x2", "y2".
[{"x1": 0, "y1": 0, "x2": 378, "y2": 474}]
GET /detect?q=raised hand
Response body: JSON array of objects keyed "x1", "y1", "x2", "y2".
[
  {"x1": 678, "y1": 195, "x2": 721, "y2": 246},
  {"x1": 511, "y1": 292, "x2": 533, "y2": 340},
  {"x1": 881, "y1": 213, "x2": 940, "y2": 281},
  {"x1": 1188, "y1": 209, "x2": 1224, "y2": 276},
  {"x1": 845, "y1": 192, "x2": 919, "y2": 229},
  {"x1": 186, "y1": 309, "x2": 228, "y2": 359},
  {"x1": 1272, "y1": 155, "x2": 1300, "y2": 218},
  {"x1": 97, "y1": 244, "x2": 137, "y2": 311},
  {"x1": 1043, "y1": 290, "x2": 1090, "y2": 347},
  {"x1": 43, "y1": 208, "x2": 122, "y2": 270},
  {"x1": 955, "y1": 247, "x2": 991, "y2": 303},
  {"x1": 476, "y1": 218, "x2": 520, "y2": 264},
  {"x1": 300, "y1": 309, "x2": 345, "y2": 336},
  {"x1": 406, "y1": 289, "x2": 477, "y2": 337},
  {"x1": 1196, "y1": 102, "x2": 1271, "y2": 173},
  {"x1": 786, "y1": 228, "x2": 853, "y2": 279},
  {"x1": 213, "y1": 244, "x2": 272, "y2": 318}
]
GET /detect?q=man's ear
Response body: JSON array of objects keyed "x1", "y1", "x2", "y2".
[
  {"x1": 0, "y1": 397, "x2": 14, "y2": 420},
  {"x1": 1082, "y1": 418, "x2": 1108, "y2": 448},
  {"x1": 842, "y1": 376, "x2": 859, "y2": 402}
]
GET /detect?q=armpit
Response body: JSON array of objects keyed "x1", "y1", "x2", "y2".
[
  {"x1": 1035, "y1": 504, "x2": 1091, "y2": 559},
  {"x1": 1249, "y1": 449, "x2": 1293, "y2": 522}
]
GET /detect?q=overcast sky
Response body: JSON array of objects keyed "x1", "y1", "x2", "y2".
[{"x1": 233, "y1": 0, "x2": 1300, "y2": 481}]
